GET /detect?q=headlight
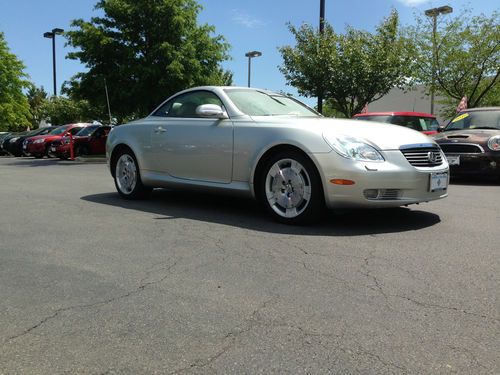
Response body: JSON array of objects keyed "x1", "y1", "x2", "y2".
[
  {"x1": 487, "y1": 135, "x2": 500, "y2": 151},
  {"x1": 33, "y1": 139, "x2": 45, "y2": 144},
  {"x1": 10, "y1": 137, "x2": 19, "y2": 143},
  {"x1": 324, "y1": 134, "x2": 385, "y2": 162}
]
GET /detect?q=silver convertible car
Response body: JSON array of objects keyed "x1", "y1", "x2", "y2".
[{"x1": 106, "y1": 86, "x2": 449, "y2": 224}]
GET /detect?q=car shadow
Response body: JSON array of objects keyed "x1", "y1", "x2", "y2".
[
  {"x1": 0, "y1": 157, "x2": 88, "y2": 167},
  {"x1": 450, "y1": 175, "x2": 500, "y2": 186},
  {"x1": 81, "y1": 190, "x2": 441, "y2": 236}
]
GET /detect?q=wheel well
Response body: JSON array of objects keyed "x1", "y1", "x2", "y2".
[
  {"x1": 253, "y1": 144, "x2": 322, "y2": 201},
  {"x1": 110, "y1": 144, "x2": 133, "y2": 177}
]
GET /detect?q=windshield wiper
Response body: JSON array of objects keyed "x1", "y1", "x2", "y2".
[{"x1": 471, "y1": 126, "x2": 499, "y2": 130}]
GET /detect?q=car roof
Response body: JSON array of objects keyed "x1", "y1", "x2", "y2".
[
  {"x1": 354, "y1": 111, "x2": 436, "y2": 118},
  {"x1": 459, "y1": 107, "x2": 500, "y2": 113}
]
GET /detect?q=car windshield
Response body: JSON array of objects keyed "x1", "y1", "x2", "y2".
[
  {"x1": 445, "y1": 110, "x2": 500, "y2": 131},
  {"x1": 224, "y1": 89, "x2": 319, "y2": 117},
  {"x1": 49, "y1": 126, "x2": 70, "y2": 135},
  {"x1": 76, "y1": 125, "x2": 99, "y2": 136}
]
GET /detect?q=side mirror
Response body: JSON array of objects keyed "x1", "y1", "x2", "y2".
[
  {"x1": 195, "y1": 104, "x2": 228, "y2": 119},
  {"x1": 437, "y1": 125, "x2": 446, "y2": 133}
]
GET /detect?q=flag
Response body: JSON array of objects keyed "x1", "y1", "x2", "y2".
[{"x1": 456, "y1": 96, "x2": 467, "y2": 113}]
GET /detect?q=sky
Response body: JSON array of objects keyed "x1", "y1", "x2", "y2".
[{"x1": 0, "y1": 0, "x2": 498, "y2": 105}]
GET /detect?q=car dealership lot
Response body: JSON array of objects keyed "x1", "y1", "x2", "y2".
[{"x1": 0, "y1": 158, "x2": 498, "y2": 374}]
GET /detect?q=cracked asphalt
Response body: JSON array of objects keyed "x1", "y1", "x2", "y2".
[{"x1": 0, "y1": 157, "x2": 498, "y2": 374}]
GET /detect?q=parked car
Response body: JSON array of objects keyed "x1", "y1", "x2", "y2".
[
  {"x1": 1, "y1": 132, "x2": 19, "y2": 155},
  {"x1": 51, "y1": 125, "x2": 111, "y2": 159},
  {"x1": 353, "y1": 112, "x2": 440, "y2": 135},
  {"x1": 0, "y1": 132, "x2": 12, "y2": 155},
  {"x1": 434, "y1": 107, "x2": 500, "y2": 178},
  {"x1": 25, "y1": 123, "x2": 92, "y2": 158},
  {"x1": 3, "y1": 127, "x2": 58, "y2": 157},
  {"x1": 106, "y1": 86, "x2": 449, "y2": 224}
]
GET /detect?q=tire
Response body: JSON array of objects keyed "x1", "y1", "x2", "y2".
[
  {"x1": 112, "y1": 149, "x2": 152, "y2": 199},
  {"x1": 259, "y1": 151, "x2": 325, "y2": 225},
  {"x1": 76, "y1": 145, "x2": 89, "y2": 156},
  {"x1": 45, "y1": 144, "x2": 52, "y2": 158}
]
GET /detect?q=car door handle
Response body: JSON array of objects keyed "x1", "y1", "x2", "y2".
[{"x1": 154, "y1": 126, "x2": 166, "y2": 134}]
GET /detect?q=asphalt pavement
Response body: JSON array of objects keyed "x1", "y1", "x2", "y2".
[{"x1": 0, "y1": 157, "x2": 498, "y2": 374}]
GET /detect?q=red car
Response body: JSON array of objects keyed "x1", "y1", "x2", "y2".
[
  {"x1": 353, "y1": 111, "x2": 440, "y2": 135},
  {"x1": 51, "y1": 125, "x2": 111, "y2": 159},
  {"x1": 25, "y1": 123, "x2": 93, "y2": 158}
]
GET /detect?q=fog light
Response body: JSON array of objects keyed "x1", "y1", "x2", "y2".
[{"x1": 364, "y1": 189, "x2": 379, "y2": 199}]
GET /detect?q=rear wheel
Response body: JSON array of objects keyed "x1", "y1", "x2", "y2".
[
  {"x1": 259, "y1": 151, "x2": 325, "y2": 225},
  {"x1": 76, "y1": 145, "x2": 89, "y2": 156},
  {"x1": 113, "y1": 149, "x2": 152, "y2": 199}
]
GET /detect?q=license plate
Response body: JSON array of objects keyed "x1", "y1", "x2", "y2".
[
  {"x1": 51, "y1": 147, "x2": 56, "y2": 152},
  {"x1": 23, "y1": 144, "x2": 27, "y2": 149},
  {"x1": 429, "y1": 172, "x2": 448, "y2": 192},
  {"x1": 446, "y1": 155, "x2": 460, "y2": 166}
]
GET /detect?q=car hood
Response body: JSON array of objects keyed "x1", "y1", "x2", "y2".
[
  {"x1": 434, "y1": 129, "x2": 500, "y2": 143},
  {"x1": 251, "y1": 116, "x2": 435, "y2": 150},
  {"x1": 28, "y1": 134, "x2": 62, "y2": 141}
]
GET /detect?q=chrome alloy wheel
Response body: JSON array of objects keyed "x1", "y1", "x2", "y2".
[
  {"x1": 265, "y1": 158, "x2": 312, "y2": 218},
  {"x1": 116, "y1": 154, "x2": 137, "y2": 195}
]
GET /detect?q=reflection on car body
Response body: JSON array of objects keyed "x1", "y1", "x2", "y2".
[{"x1": 106, "y1": 86, "x2": 449, "y2": 224}]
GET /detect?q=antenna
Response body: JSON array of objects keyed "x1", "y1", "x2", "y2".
[{"x1": 104, "y1": 79, "x2": 113, "y2": 125}]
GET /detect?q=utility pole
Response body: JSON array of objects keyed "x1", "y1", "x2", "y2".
[
  {"x1": 318, "y1": 0, "x2": 326, "y2": 114},
  {"x1": 424, "y1": 6, "x2": 453, "y2": 115},
  {"x1": 43, "y1": 28, "x2": 64, "y2": 97}
]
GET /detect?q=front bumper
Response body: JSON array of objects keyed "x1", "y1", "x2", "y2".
[
  {"x1": 313, "y1": 150, "x2": 449, "y2": 209},
  {"x1": 27, "y1": 142, "x2": 47, "y2": 155},
  {"x1": 444, "y1": 153, "x2": 500, "y2": 176}
]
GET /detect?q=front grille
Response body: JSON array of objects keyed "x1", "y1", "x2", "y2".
[
  {"x1": 439, "y1": 143, "x2": 483, "y2": 154},
  {"x1": 400, "y1": 146, "x2": 443, "y2": 167}
]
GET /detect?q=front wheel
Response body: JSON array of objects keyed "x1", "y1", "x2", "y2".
[
  {"x1": 259, "y1": 152, "x2": 325, "y2": 225},
  {"x1": 113, "y1": 149, "x2": 152, "y2": 199}
]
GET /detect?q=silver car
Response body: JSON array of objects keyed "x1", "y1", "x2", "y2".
[{"x1": 106, "y1": 86, "x2": 449, "y2": 224}]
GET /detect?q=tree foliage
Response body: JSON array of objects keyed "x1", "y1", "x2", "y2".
[
  {"x1": 64, "y1": 0, "x2": 231, "y2": 122},
  {"x1": 40, "y1": 97, "x2": 98, "y2": 126},
  {"x1": 26, "y1": 85, "x2": 48, "y2": 127},
  {"x1": 279, "y1": 11, "x2": 411, "y2": 118},
  {"x1": 0, "y1": 32, "x2": 32, "y2": 131},
  {"x1": 407, "y1": 10, "x2": 499, "y2": 113}
]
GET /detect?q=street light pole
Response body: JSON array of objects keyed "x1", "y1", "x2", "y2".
[
  {"x1": 318, "y1": 0, "x2": 326, "y2": 114},
  {"x1": 245, "y1": 51, "x2": 262, "y2": 87},
  {"x1": 424, "y1": 6, "x2": 452, "y2": 115},
  {"x1": 43, "y1": 28, "x2": 64, "y2": 97}
]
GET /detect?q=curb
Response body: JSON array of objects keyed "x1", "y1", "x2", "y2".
[{"x1": 74, "y1": 156, "x2": 107, "y2": 163}]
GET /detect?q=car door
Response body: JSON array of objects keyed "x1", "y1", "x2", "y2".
[{"x1": 150, "y1": 90, "x2": 233, "y2": 183}]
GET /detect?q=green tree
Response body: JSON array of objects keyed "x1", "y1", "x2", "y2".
[
  {"x1": 64, "y1": 0, "x2": 231, "y2": 122},
  {"x1": 0, "y1": 32, "x2": 31, "y2": 131},
  {"x1": 279, "y1": 11, "x2": 411, "y2": 118},
  {"x1": 26, "y1": 85, "x2": 48, "y2": 128},
  {"x1": 40, "y1": 97, "x2": 98, "y2": 125},
  {"x1": 407, "y1": 10, "x2": 499, "y2": 114}
]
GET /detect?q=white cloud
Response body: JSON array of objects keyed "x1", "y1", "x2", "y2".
[
  {"x1": 396, "y1": 0, "x2": 431, "y2": 6},
  {"x1": 231, "y1": 9, "x2": 266, "y2": 28}
]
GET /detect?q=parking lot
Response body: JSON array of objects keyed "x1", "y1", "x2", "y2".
[{"x1": 0, "y1": 157, "x2": 498, "y2": 374}]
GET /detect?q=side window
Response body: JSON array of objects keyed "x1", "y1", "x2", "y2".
[
  {"x1": 152, "y1": 91, "x2": 224, "y2": 118},
  {"x1": 69, "y1": 127, "x2": 82, "y2": 135}
]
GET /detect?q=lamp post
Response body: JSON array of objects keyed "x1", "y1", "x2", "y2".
[
  {"x1": 318, "y1": 0, "x2": 326, "y2": 114},
  {"x1": 424, "y1": 6, "x2": 452, "y2": 115},
  {"x1": 245, "y1": 51, "x2": 262, "y2": 87},
  {"x1": 43, "y1": 28, "x2": 64, "y2": 97}
]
